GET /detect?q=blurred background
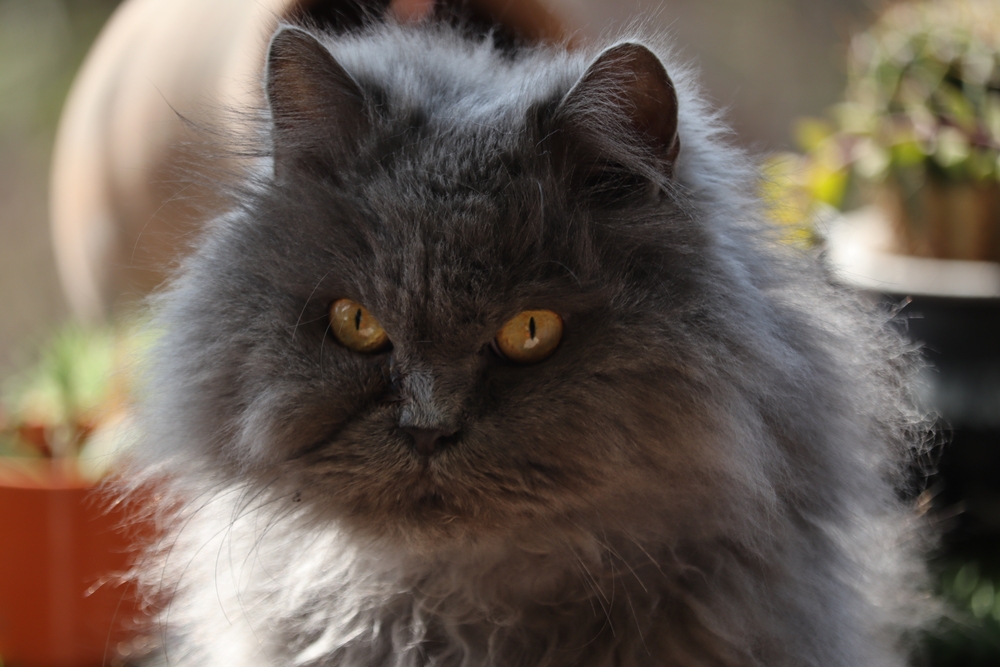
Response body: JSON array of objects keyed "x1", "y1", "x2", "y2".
[
  {"x1": 0, "y1": 0, "x2": 118, "y2": 377},
  {"x1": 2, "y1": 0, "x2": 1000, "y2": 665}
]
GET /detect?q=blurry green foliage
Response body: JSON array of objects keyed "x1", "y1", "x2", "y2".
[
  {"x1": 763, "y1": 0, "x2": 1000, "y2": 244},
  {"x1": 923, "y1": 559, "x2": 1000, "y2": 666},
  {"x1": 844, "y1": 0, "x2": 1000, "y2": 183},
  {"x1": 3, "y1": 325, "x2": 114, "y2": 422},
  {"x1": 0, "y1": 324, "x2": 116, "y2": 458},
  {"x1": 0, "y1": 320, "x2": 151, "y2": 480}
]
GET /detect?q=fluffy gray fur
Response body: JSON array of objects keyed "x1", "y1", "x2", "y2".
[{"x1": 132, "y1": 20, "x2": 929, "y2": 667}]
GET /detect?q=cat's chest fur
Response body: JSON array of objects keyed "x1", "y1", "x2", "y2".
[{"x1": 161, "y1": 496, "x2": 765, "y2": 667}]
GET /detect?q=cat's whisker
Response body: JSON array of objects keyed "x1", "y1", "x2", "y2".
[
  {"x1": 540, "y1": 260, "x2": 582, "y2": 286},
  {"x1": 291, "y1": 267, "x2": 337, "y2": 341},
  {"x1": 129, "y1": 182, "x2": 198, "y2": 270},
  {"x1": 618, "y1": 529, "x2": 671, "y2": 586},
  {"x1": 319, "y1": 320, "x2": 334, "y2": 373},
  {"x1": 567, "y1": 551, "x2": 613, "y2": 635},
  {"x1": 607, "y1": 549, "x2": 651, "y2": 656},
  {"x1": 231, "y1": 479, "x2": 289, "y2": 577},
  {"x1": 215, "y1": 481, "x2": 286, "y2": 631}
]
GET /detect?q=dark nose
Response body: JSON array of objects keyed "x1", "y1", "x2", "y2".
[{"x1": 401, "y1": 427, "x2": 456, "y2": 457}]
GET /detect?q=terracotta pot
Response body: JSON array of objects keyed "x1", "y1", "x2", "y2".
[
  {"x1": 0, "y1": 461, "x2": 153, "y2": 667},
  {"x1": 880, "y1": 179, "x2": 1000, "y2": 261}
]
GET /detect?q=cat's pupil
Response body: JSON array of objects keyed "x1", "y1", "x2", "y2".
[
  {"x1": 529, "y1": 317, "x2": 536, "y2": 340},
  {"x1": 355, "y1": 309, "x2": 362, "y2": 331}
]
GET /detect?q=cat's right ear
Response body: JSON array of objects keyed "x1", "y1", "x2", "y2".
[
  {"x1": 265, "y1": 27, "x2": 368, "y2": 179},
  {"x1": 547, "y1": 43, "x2": 680, "y2": 206}
]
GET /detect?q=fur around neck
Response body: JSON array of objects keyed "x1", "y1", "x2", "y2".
[{"x1": 144, "y1": 480, "x2": 915, "y2": 667}]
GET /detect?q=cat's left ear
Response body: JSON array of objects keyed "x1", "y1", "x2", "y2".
[
  {"x1": 554, "y1": 43, "x2": 680, "y2": 180},
  {"x1": 265, "y1": 27, "x2": 368, "y2": 178}
]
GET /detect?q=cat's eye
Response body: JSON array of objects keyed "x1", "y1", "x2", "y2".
[
  {"x1": 329, "y1": 298, "x2": 390, "y2": 353},
  {"x1": 494, "y1": 310, "x2": 563, "y2": 364}
]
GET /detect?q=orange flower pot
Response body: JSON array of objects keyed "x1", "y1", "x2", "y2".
[{"x1": 0, "y1": 461, "x2": 152, "y2": 667}]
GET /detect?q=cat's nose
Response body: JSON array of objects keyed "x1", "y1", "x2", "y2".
[{"x1": 401, "y1": 426, "x2": 456, "y2": 456}]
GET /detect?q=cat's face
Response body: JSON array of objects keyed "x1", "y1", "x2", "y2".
[{"x1": 161, "y1": 28, "x2": 740, "y2": 548}]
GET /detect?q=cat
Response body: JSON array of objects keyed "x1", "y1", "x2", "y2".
[{"x1": 130, "y1": 18, "x2": 931, "y2": 667}]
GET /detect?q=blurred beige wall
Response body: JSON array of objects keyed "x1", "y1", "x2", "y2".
[{"x1": 558, "y1": 0, "x2": 876, "y2": 149}]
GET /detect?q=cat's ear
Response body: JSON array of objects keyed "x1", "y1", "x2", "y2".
[
  {"x1": 265, "y1": 27, "x2": 368, "y2": 178},
  {"x1": 553, "y1": 43, "x2": 680, "y2": 193}
]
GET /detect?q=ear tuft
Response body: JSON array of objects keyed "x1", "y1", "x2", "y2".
[
  {"x1": 265, "y1": 27, "x2": 368, "y2": 177},
  {"x1": 556, "y1": 43, "x2": 680, "y2": 181}
]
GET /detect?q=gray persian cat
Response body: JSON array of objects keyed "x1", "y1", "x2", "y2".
[{"x1": 134, "y1": 20, "x2": 929, "y2": 667}]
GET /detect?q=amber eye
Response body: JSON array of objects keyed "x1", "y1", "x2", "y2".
[
  {"x1": 494, "y1": 310, "x2": 563, "y2": 364},
  {"x1": 329, "y1": 299, "x2": 390, "y2": 353}
]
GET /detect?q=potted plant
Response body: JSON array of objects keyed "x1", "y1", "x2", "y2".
[
  {"x1": 0, "y1": 324, "x2": 153, "y2": 667},
  {"x1": 788, "y1": 0, "x2": 1000, "y2": 261}
]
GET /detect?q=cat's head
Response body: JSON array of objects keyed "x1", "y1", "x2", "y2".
[{"x1": 149, "y1": 25, "x2": 767, "y2": 550}]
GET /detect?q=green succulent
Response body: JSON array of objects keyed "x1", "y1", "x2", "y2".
[
  {"x1": 0, "y1": 321, "x2": 150, "y2": 479},
  {"x1": 1, "y1": 325, "x2": 115, "y2": 458}
]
